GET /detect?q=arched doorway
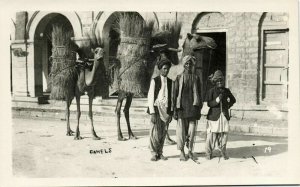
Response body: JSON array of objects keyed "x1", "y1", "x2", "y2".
[
  {"x1": 33, "y1": 13, "x2": 74, "y2": 96},
  {"x1": 192, "y1": 12, "x2": 227, "y2": 100}
]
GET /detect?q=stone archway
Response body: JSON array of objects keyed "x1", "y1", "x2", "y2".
[
  {"x1": 93, "y1": 11, "x2": 158, "y2": 66},
  {"x1": 27, "y1": 11, "x2": 82, "y2": 41},
  {"x1": 192, "y1": 12, "x2": 226, "y2": 32},
  {"x1": 93, "y1": 11, "x2": 159, "y2": 40},
  {"x1": 31, "y1": 13, "x2": 75, "y2": 97}
]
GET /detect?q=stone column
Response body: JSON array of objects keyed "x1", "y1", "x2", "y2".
[
  {"x1": 28, "y1": 39, "x2": 40, "y2": 97},
  {"x1": 11, "y1": 40, "x2": 29, "y2": 96}
]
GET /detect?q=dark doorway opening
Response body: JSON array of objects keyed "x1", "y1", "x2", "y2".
[
  {"x1": 108, "y1": 19, "x2": 120, "y2": 97},
  {"x1": 34, "y1": 14, "x2": 74, "y2": 96},
  {"x1": 197, "y1": 32, "x2": 226, "y2": 100}
]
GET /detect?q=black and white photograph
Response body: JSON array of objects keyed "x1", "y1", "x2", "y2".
[{"x1": 0, "y1": 0, "x2": 299, "y2": 186}]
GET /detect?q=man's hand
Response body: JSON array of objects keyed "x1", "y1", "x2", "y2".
[
  {"x1": 216, "y1": 94, "x2": 223, "y2": 103},
  {"x1": 166, "y1": 116, "x2": 172, "y2": 124},
  {"x1": 218, "y1": 93, "x2": 223, "y2": 101},
  {"x1": 151, "y1": 114, "x2": 156, "y2": 124}
]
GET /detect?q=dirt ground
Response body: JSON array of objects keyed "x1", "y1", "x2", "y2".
[{"x1": 12, "y1": 117, "x2": 289, "y2": 179}]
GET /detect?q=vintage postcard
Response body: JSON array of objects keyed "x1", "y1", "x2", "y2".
[{"x1": 0, "y1": 0, "x2": 299, "y2": 186}]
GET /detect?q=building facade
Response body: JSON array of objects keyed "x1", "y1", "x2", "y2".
[{"x1": 10, "y1": 11, "x2": 289, "y2": 120}]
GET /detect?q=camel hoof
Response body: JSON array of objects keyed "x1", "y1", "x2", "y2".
[
  {"x1": 74, "y1": 136, "x2": 83, "y2": 140},
  {"x1": 66, "y1": 132, "x2": 73, "y2": 136},
  {"x1": 129, "y1": 135, "x2": 137, "y2": 140},
  {"x1": 166, "y1": 138, "x2": 176, "y2": 145},
  {"x1": 118, "y1": 137, "x2": 126, "y2": 141},
  {"x1": 180, "y1": 153, "x2": 187, "y2": 161},
  {"x1": 93, "y1": 136, "x2": 101, "y2": 140}
]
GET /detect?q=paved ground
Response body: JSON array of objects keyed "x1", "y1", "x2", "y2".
[{"x1": 12, "y1": 117, "x2": 289, "y2": 179}]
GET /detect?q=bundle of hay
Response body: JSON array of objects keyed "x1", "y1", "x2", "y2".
[
  {"x1": 152, "y1": 22, "x2": 182, "y2": 65},
  {"x1": 49, "y1": 25, "x2": 77, "y2": 100},
  {"x1": 112, "y1": 13, "x2": 155, "y2": 97},
  {"x1": 149, "y1": 22, "x2": 182, "y2": 78}
]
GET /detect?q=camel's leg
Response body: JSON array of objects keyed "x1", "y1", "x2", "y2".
[
  {"x1": 66, "y1": 98, "x2": 74, "y2": 136},
  {"x1": 88, "y1": 94, "x2": 100, "y2": 140},
  {"x1": 124, "y1": 93, "x2": 137, "y2": 139},
  {"x1": 74, "y1": 95, "x2": 83, "y2": 140},
  {"x1": 115, "y1": 94, "x2": 125, "y2": 141}
]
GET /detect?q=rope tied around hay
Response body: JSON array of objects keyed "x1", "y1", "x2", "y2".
[
  {"x1": 117, "y1": 56, "x2": 147, "y2": 80},
  {"x1": 120, "y1": 36, "x2": 150, "y2": 46}
]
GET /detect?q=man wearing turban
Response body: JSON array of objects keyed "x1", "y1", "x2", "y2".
[
  {"x1": 173, "y1": 55, "x2": 203, "y2": 161},
  {"x1": 147, "y1": 56, "x2": 173, "y2": 161},
  {"x1": 205, "y1": 70, "x2": 236, "y2": 160}
]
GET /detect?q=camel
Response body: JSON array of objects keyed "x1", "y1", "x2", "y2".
[
  {"x1": 182, "y1": 33, "x2": 217, "y2": 100},
  {"x1": 64, "y1": 46, "x2": 106, "y2": 140},
  {"x1": 48, "y1": 24, "x2": 105, "y2": 140}
]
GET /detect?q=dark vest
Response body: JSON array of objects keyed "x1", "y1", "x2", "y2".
[{"x1": 147, "y1": 76, "x2": 173, "y2": 115}]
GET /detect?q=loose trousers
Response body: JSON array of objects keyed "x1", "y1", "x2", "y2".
[
  {"x1": 149, "y1": 113, "x2": 168, "y2": 156},
  {"x1": 176, "y1": 119, "x2": 197, "y2": 152},
  {"x1": 206, "y1": 132, "x2": 228, "y2": 156}
]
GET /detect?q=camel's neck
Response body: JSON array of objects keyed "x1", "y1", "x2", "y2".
[{"x1": 85, "y1": 58, "x2": 101, "y2": 86}]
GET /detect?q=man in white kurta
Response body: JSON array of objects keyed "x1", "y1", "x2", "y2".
[{"x1": 147, "y1": 58, "x2": 173, "y2": 161}]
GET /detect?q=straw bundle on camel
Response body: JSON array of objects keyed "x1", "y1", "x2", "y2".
[
  {"x1": 113, "y1": 13, "x2": 155, "y2": 97},
  {"x1": 111, "y1": 13, "x2": 155, "y2": 141},
  {"x1": 49, "y1": 25, "x2": 77, "y2": 101},
  {"x1": 149, "y1": 22, "x2": 182, "y2": 78}
]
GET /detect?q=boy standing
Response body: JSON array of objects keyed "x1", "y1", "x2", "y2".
[{"x1": 147, "y1": 57, "x2": 173, "y2": 161}]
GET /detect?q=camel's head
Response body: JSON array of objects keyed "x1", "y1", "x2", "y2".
[
  {"x1": 182, "y1": 33, "x2": 217, "y2": 57},
  {"x1": 92, "y1": 47, "x2": 104, "y2": 61}
]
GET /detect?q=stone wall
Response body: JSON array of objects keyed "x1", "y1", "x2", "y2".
[{"x1": 225, "y1": 12, "x2": 263, "y2": 107}]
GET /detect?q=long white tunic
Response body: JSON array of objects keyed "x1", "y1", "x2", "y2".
[
  {"x1": 206, "y1": 99, "x2": 229, "y2": 133},
  {"x1": 147, "y1": 75, "x2": 169, "y2": 122}
]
